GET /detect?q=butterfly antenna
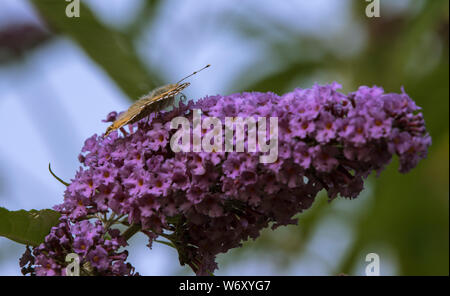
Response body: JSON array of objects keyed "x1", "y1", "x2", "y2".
[{"x1": 176, "y1": 64, "x2": 210, "y2": 84}]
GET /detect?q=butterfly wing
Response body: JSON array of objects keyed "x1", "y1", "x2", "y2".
[
  {"x1": 127, "y1": 83, "x2": 189, "y2": 124},
  {"x1": 148, "y1": 83, "x2": 189, "y2": 103},
  {"x1": 146, "y1": 84, "x2": 178, "y2": 99},
  {"x1": 104, "y1": 83, "x2": 190, "y2": 136},
  {"x1": 104, "y1": 99, "x2": 149, "y2": 136}
]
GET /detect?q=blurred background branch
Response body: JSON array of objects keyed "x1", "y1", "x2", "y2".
[{"x1": 30, "y1": 0, "x2": 161, "y2": 99}]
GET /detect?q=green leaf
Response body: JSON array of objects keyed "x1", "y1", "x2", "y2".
[
  {"x1": 0, "y1": 207, "x2": 61, "y2": 246},
  {"x1": 30, "y1": 0, "x2": 161, "y2": 100}
]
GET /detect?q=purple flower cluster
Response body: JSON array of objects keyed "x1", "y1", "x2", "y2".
[
  {"x1": 22, "y1": 83, "x2": 430, "y2": 275},
  {"x1": 20, "y1": 216, "x2": 136, "y2": 276}
]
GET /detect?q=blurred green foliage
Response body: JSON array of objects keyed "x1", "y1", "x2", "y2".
[
  {"x1": 25, "y1": 0, "x2": 449, "y2": 275},
  {"x1": 31, "y1": 0, "x2": 162, "y2": 98}
]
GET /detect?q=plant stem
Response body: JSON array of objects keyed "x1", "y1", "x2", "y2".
[
  {"x1": 154, "y1": 239, "x2": 176, "y2": 249},
  {"x1": 122, "y1": 224, "x2": 141, "y2": 241},
  {"x1": 48, "y1": 163, "x2": 69, "y2": 186}
]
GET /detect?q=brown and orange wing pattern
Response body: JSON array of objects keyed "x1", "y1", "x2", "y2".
[{"x1": 104, "y1": 82, "x2": 190, "y2": 136}]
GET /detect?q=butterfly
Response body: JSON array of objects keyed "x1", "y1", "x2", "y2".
[{"x1": 104, "y1": 64, "x2": 210, "y2": 137}]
